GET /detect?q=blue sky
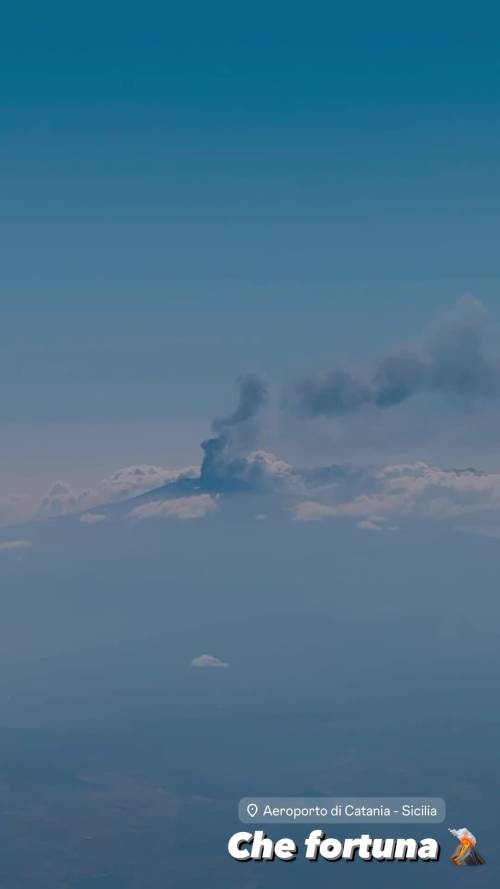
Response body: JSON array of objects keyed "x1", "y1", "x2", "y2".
[
  {"x1": 2, "y1": 1, "x2": 500, "y2": 502},
  {"x1": 1, "y1": 5, "x2": 500, "y2": 887}
]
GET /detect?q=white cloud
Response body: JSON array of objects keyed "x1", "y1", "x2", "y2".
[
  {"x1": 292, "y1": 462, "x2": 500, "y2": 530},
  {"x1": 246, "y1": 450, "x2": 295, "y2": 483},
  {"x1": 80, "y1": 512, "x2": 108, "y2": 524},
  {"x1": 0, "y1": 539, "x2": 32, "y2": 552},
  {"x1": 127, "y1": 494, "x2": 218, "y2": 521},
  {"x1": 38, "y1": 481, "x2": 77, "y2": 519},
  {"x1": 191, "y1": 654, "x2": 229, "y2": 668}
]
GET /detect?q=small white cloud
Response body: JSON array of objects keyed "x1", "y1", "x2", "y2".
[
  {"x1": 128, "y1": 494, "x2": 217, "y2": 522},
  {"x1": 80, "y1": 512, "x2": 108, "y2": 525},
  {"x1": 0, "y1": 539, "x2": 32, "y2": 552},
  {"x1": 191, "y1": 654, "x2": 229, "y2": 668}
]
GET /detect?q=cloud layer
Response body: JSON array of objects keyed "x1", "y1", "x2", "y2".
[
  {"x1": 127, "y1": 494, "x2": 217, "y2": 521},
  {"x1": 292, "y1": 462, "x2": 500, "y2": 529}
]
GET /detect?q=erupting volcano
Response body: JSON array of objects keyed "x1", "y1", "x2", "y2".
[{"x1": 449, "y1": 828, "x2": 485, "y2": 866}]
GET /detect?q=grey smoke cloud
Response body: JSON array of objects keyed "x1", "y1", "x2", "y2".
[
  {"x1": 292, "y1": 298, "x2": 500, "y2": 417},
  {"x1": 200, "y1": 374, "x2": 268, "y2": 488},
  {"x1": 212, "y1": 374, "x2": 268, "y2": 433}
]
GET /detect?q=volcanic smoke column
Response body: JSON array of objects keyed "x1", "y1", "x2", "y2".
[{"x1": 449, "y1": 828, "x2": 485, "y2": 866}]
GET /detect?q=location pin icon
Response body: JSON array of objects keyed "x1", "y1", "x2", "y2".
[{"x1": 247, "y1": 803, "x2": 258, "y2": 818}]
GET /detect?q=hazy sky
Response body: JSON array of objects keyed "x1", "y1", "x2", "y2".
[{"x1": 2, "y1": 0, "x2": 500, "y2": 502}]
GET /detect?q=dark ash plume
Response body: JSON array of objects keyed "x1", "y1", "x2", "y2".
[
  {"x1": 292, "y1": 298, "x2": 500, "y2": 417},
  {"x1": 212, "y1": 374, "x2": 268, "y2": 433}
]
